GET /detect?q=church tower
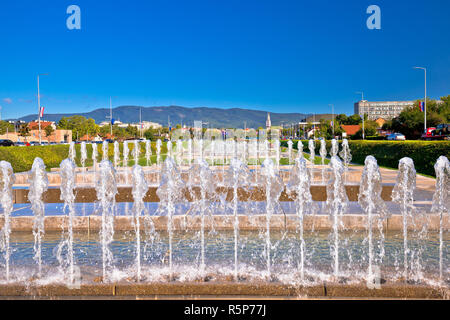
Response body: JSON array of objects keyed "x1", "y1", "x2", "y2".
[{"x1": 266, "y1": 112, "x2": 271, "y2": 129}]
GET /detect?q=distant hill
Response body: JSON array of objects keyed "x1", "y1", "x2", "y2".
[{"x1": 15, "y1": 105, "x2": 313, "y2": 128}]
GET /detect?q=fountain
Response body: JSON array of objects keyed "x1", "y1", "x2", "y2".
[
  {"x1": 431, "y1": 156, "x2": 449, "y2": 282},
  {"x1": 287, "y1": 140, "x2": 293, "y2": 165},
  {"x1": 358, "y1": 156, "x2": 388, "y2": 284},
  {"x1": 339, "y1": 139, "x2": 352, "y2": 168},
  {"x1": 330, "y1": 139, "x2": 339, "y2": 157},
  {"x1": 123, "y1": 141, "x2": 129, "y2": 184},
  {"x1": 28, "y1": 157, "x2": 49, "y2": 277},
  {"x1": 102, "y1": 140, "x2": 109, "y2": 161},
  {"x1": 133, "y1": 140, "x2": 140, "y2": 166},
  {"x1": 69, "y1": 141, "x2": 76, "y2": 162},
  {"x1": 114, "y1": 141, "x2": 120, "y2": 168},
  {"x1": 0, "y1": 161, "x2": 14, "y2": 281},
  {"x1": 308, "y1": 139, "x2": 315, "y2": 165},
  {"x1": 260, "y1": 159, "x2": 283, "y2": 279},
  {"x1": 223, "y1": 158, "x2": 253, "y2": 280},
  {"x1": 156, "y1": 139, "x2": 162, "y2": 167},
  {"x1": 0, "y1": 136, "x2": 448, "y2": 299},
  {"x1": 297, "y1": 141, "x2": 304, "y2": 159},
  {"x1": 392, "y1": 157, "x2": 417, "y2": 280},
  {"x1": 319, "y1": 139, "x2": 327, "y2": 183},
  {"x1": 326, "y1": 156, "x2": 348, "y2": 278},
  {"x1": 131, "y1": 164, "x2": 149, "y2": 281},
  {"x1": 56, "y1": 158, "x2": 77, "y2": 285},
  {"x1": 95, "y1": 160, "x2": 117, "y2": 282},
  {"x1": 145, "y1": 139, "x2": 152, "y2": 167},
  {"x1": 187, "y1": 159, "x2": 217, "y2": 274},
  {"x1": 80, "y1": 141, "x2": 87, "y2": 169},
  {"x1": 156, "y1": 157, "x2": 184, "y2": 279},
  {"x1": 286, "y1": 157, "x2": 316, "y2": 281}
]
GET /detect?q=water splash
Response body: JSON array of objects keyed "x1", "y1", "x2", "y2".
[
  {"x1": 131, "y1": 165, "x2": 149, "y2": 281},
  {"x1": 102, "y1": 140, "x2": 109, "y2": 161},
  {"x1": 156, "y1": 157, "x2": 184, "y2": 279},
  {"x1": 358, "y1": 156, "x2": 388, "y2": 284},
  {"x1": 80, "y1": 142, "x2": 87, "y2": 169},
  {"x1": 260, "y1": 159, "x2": 283, "y2": 279},
  {"x1": 286, "y1": 157, "x2": 317, "y2": 281},
  {"x1": 308, "y1": 139, "x2": 315, "y2": 165},
  {"x1": 392, "y1": 157, "x2": 417, "y2": 280},
  {"x1": 223, "y1": 158, "x2": 253, "y2": 280},
  {"x1": 297, "y1": 141, "x2": 304, "y2": 159},
  {"x1": 287, "y1": 140, "x2": 293, "y2": 165},
  {"x1": 28, "y1": 157, "x2": 49, "y2": 277},
  {"x1": 431, "y1": 156, "x2": 450, "y2": 282},
  {"x1": 326, "y1": 156, "x2": 348, "y2": 278},
  {"x1": 57, "y1": 158, "x2": 77, "y2": 285},
  {"x1": 95, "y1": 160, "x2": 117, "y2": 282},
  {"x1": 114, "y1": 141, "x2": 120, "y2": 168},
  {"x1": 145, "y1": 139, "x2": 152, "y2": 167},
  {"x1": 0, "y1": 161, "x2": 15, "y2": 281},
  {"x1": 330, "y1": 139, "x2": 339, "y2": 157},
  {"x1": 69, "y1": 142, "x2": 76, "y2": 163},
  {"x1": 133, "y1": 140, "x2": 140, "y2": 165},
  {"x1": 187, "y1": 159, "x2": 217, "y2": 274},
  {"x1": 123, "y1": 141, "x2": 129, "y2": 184},
  {"x1": 339, "y1": 139, "x2": 352, "y2": 168},
  {"x1": 156, "y1": 139, "x2": 162, "y2": 167},
  {"x1": 319, "y1": 139, "x2": 327, "y2": 183}
]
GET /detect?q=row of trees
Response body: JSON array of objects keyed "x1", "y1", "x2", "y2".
[
  {"x1": 382, "y1": 95, "x2": 450, "y2": 139},
  {"x1": 57, "y1": 115, "x2": 168, "y2": 141}
]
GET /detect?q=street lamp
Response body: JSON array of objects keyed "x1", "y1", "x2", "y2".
[
  {"x1": 356, "y1": 92, "x2": 365, "y2": 139},
  {"x1": 413, "y1": 67, "x2": 427, "y2": 133},
  {"x1": 37, "y1": 73, "x2": 49, "y2": 144}
]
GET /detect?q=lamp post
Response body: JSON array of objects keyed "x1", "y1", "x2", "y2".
[
  {"x1": 37, "y1": 73, "x2": 49, "y2": 144},
  {"x1": 356, "y1": 92, "x2": 365, "y2": 139},
  {"x1": 413, "y1": 67, "x2": 427, "y2": 133}
]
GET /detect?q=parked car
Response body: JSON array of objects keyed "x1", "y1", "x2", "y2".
[
  {"x1": 0, "y1": 139, "x2": 15, "y2": 146},
  {"x1": 15, "y1": 142, "x2": 27, "y2": 147},
  {"x1": 387, "y1": 133, "x2": 406, "y2": 141}
]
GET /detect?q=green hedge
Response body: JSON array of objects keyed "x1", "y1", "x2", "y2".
[
  {"x1": 282, "y1": 139, "x2": 450, "y2": 176},
  {"x1": 0, "y1": 141, "x2": 169, "y2": 173}
]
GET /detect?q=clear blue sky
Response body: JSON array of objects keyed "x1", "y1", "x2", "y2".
[{"x1": 0, "y1": 0, "x2": 449, "y2": 120}]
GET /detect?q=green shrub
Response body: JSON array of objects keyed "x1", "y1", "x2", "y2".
[{"x1": 282, "y1": 139, "x2": 449, "y2": 176}]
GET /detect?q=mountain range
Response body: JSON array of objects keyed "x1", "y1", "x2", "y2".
[{"x1": 15, "y1": 106, "x2": 312, "y2": 128}]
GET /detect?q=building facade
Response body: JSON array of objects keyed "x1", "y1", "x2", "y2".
[{"x1": 354, "y1": 100, "x2": 415, "y2": 120}]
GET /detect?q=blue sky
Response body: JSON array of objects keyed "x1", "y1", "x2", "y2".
[{"x1": 0, "y1": 0, "x2": 449, "y2": 120}]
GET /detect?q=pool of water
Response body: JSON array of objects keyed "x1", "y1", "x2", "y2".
[{"x1": 1, "y1": 229, "x2": 448, "y2": 286}]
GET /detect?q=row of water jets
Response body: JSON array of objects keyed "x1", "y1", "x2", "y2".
[
  {"x1": 71, "y1": 138, "x2": 352, "y2": 171},
  {"x1": 0, "y1": 142, "x2": 448, "y2": 286}
]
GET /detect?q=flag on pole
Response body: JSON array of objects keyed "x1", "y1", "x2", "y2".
[
  {"x1": 39, "y1": 106, "x2": 44, "y2": 118},
  {"x1": 419, "y1": 101, "x2": 424, "y2": 112}
]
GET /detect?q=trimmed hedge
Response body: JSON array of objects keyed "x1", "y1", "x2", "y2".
[
  {"x1": 0, "y1": 141, "x2": 168, "y2": 173},
  {"x1": 282, "y1": 139, "x2": 450, "y2": 177}
]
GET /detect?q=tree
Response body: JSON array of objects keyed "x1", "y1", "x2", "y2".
[
  {"x1": 57, "y1": 115, "x2": 99, "y2": 139},
  {"x1": 352, "y1": 120, "x2": 378, "y2": 139},
  {"x1": 45, "y1": 125, "x2": 54, "y2": 139},
  {"x1": 390, "y1": 97, "x2": 448, "y2": 139},
  {"x1": 0, "y1": 121, "x2": 14, "y2": 135},
  {"x1": 19, "y1": 124, "x2": 30, "y2": 140}
]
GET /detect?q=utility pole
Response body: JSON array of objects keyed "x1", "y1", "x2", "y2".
[{"x1": 329, "y1": 104, "x2": 334, "y2": 138}]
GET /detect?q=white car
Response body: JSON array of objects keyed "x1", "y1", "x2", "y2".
[{"x1": 387, "y1": 133, "x2": 406, "y2": 141}]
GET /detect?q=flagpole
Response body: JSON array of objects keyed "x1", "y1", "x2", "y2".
[
  {"x1": 37, "y1": 75, "x2": 41, "y2": 144},
  {"x1": 414, "y1": 67, "x2": 427, "y2": 133},
  {"x1": 37, "y1": 73, "x2": 48, "y2": 145}
]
